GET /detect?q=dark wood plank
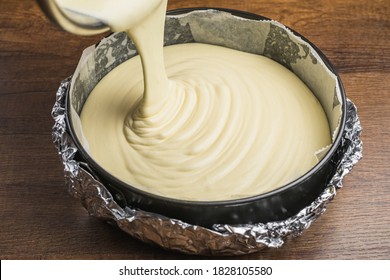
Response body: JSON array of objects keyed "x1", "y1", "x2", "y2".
[{"x1": 0, "y1": 0, "x2": 389, "y2": 259}]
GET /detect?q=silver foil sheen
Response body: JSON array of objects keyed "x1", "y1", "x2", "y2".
[{"x1": 52, "y1": 77, "x2": 362, "y2": 256}]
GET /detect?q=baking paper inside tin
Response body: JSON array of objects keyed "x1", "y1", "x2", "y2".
[{"x1": 69, "y1": 9, "x2": 342, "y2": 163}]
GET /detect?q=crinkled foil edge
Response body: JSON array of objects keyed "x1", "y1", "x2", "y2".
[{"x1": 52, "y1": 77, "x2": 362, "y2": 256}]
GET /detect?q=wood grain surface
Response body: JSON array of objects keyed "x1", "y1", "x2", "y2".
[{"x1": 0, "y1": 0, "x2": 389, "y2": 260}]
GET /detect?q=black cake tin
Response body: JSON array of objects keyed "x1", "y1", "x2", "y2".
[{"x1": 66, "y1": 8, "x2": 347, "y2": 229}]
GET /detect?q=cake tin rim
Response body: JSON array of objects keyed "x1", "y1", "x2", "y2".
[{"x1": 66, "y1": 7, "x2": 347, "y2": 208}]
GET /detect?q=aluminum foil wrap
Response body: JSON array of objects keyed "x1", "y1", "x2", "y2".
[{"x1": 52, "y1": 77, "x2": 362, "y2": 256}]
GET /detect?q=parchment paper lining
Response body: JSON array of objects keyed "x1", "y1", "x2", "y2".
[{"x1": 69, "y1": 10, "x2": 342, "y2": 163}]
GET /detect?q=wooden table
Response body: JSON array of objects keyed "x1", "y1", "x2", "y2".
[{"x1": 1, "y1": 0, "x2": 389, "y2": 260}]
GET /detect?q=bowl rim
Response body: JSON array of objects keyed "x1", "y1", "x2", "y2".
[{"x1": 66, "y1": 7, "x2": 347, "y2": 207}]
